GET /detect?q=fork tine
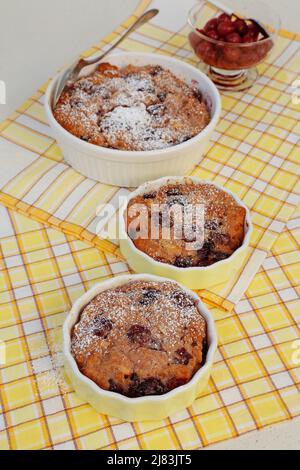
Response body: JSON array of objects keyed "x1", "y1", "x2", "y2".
[{"x1": 52, "y1": 67, "x2": 73, "y2": 106}]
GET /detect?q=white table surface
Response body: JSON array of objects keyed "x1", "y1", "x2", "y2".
[{"x1": 1, "y1": 0, "x2": 300, "y2": 450}]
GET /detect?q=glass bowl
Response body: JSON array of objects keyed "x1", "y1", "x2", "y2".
[{"x1": 188, "y1": 0, "x2": 281, "y2": 91}]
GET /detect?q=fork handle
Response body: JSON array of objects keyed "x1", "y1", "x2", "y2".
[
  {"x1": 82, "y1": 9, "x2": 158, "y2": 68},
  {"x1": 54, "y1": 8, "x2": 158, "y2": 105}
]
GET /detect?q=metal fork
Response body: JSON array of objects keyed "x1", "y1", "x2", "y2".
[{"x1": 52, "y1": 8, "x2": 159, "y2": 108}]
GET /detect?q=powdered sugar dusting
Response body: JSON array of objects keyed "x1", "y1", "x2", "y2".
[
  {"x1": 71, "y1": 280, "x2": 206, "y2": 357},
  {"x1": 70, "y1": 280, "x2": 207, "y2": 397},
  {"x1": 54, "y1": 64, "x2": 210, "y2": 151},
  {"x1": 127, "y1": 181, "x2": 246, "y2": 267},
  {"x1": 101, "y1": 104, "x2": 174, "y2": 150}
]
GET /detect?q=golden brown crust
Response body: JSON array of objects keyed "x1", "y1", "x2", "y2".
[
  {"x1": 53, "y1": 63, "x2": 210, "y2": 151},
  {"x1": 126, "y1": 182, "x2": 246, "y2": 267},
  {"x1": 71, "y1": 280, "x2": 206, "y2": 397}
]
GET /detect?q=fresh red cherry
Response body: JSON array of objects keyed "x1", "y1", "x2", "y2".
[
  {"x1": 248, "y1": 21, "x2": 259, "y2": 35},
  {"x1": 204, "y1": 48, "x2": 217, "y2": 64},
  {"x1": 256, "y1": 40, "x2": 273, "y2": 58},
  {"x1": 204, "y1": 18, "x2": 218, "y2": 31},
  {"x1": 226, "y1": 32, "x2": 242, "y2": 43},
  {"x1": 217, "y1": 21, "x2": 235, "y2": 37},
  {"x1": 196, "y1": 40, "x2": 213, "y2": 56},
  {"x1": 206, "y1": 29, "x2": 219, "y2": 40},
  {"x1": 189, "y1": 31, "x2": 202, "y2": 49},
  {"x1": 243, "y1": 51, "x2": 259, "y2": 66},
  {"x1": 218, "y1": 13, "x2": 232, "y2": 24},
  {"x1": 242, "y1": 32, "x2": 257, "y2": 43},
  {"x1": 224, "y1": 46, "x2": 241, "y2": 63},
  {"x1": 234, "y1": 19, "x2": 248, "y2": 35},
  {"x1": 196, "y1": 28, "x2": 207, "y2": 36},
  {"x1": 196, "y1": 40, "x2": 217, "y2": 64}
]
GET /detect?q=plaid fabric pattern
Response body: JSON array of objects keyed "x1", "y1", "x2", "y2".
[
  {"x1": 0, "y1": 205, "x2": 299, "y2": 449},
  {"x1": 0, "y1": 0, "x2": 299, "y2": 450},
  {"x1": 0, "y1": 0, "x2": 299, "y2": 310}
]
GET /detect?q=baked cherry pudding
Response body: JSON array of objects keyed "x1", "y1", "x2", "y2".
[
  {"x1": 126, "y1": 180, "x2": 246, "y2": 268},
  {"x1": 71, "y1": 280, "x2": 207, "y2": 397},
  {"x1": 53, "y1": 63, "x2": 210, "y2": 151}
]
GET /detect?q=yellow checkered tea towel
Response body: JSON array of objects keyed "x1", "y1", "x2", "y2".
[
  {"x1": 0, "y1": 204, "x2": 299, "y2": 449},
  {"x1": 0, "y1": 0, "x2": 299, "y2": 311}
]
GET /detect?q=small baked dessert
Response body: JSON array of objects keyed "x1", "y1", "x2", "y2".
[
  {"x1": 71, "y1": 280, "x2": 206, "y2": 397},
  {"x1": 126, "y1": 180, "x2": 246, "y2": 267},
  {"x1": 53, "y1": 63, "x2": 210, "y2": 151}
]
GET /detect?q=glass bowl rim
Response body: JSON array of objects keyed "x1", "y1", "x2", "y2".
[{"x1": 187, "y1": 2, "x2": 281, "y2": 48}]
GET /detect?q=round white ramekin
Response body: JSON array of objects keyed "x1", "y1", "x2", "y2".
[
  {"x1": 119, "y1": 176, "x2": 253, "y2": 290},
  {"x1": 63, "y1": 273, "x2": 217, "y2": 422},
  {"x1": 45, "y1": 52, "x2": 221, "y2": 187}
]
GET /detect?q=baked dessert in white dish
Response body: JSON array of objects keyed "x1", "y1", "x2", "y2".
[
  {"x1": 45, "y1": 52, "x2": 221, "y2": 187},
  {"x1": 53, "y1": 63, "x2": 210, "y2": 152},
  {"x1": 119, "y1": 176, "x2": 252, "y2": 289},
  {"x1": 71, "y1": 279, "x2": 207, "y2": 397},
  {"x1": 63, "y1": 274, "x2": 218, "y2": 421}
]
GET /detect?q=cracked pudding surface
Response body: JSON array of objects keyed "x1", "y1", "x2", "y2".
[
  {"x1": 53, "y1": 63, "x2": 210, "y2": 151},
  {"x1": 71, "y1": 280, "x2": 206, "y2": 397},
  {"x1": 126, "y1": 181, "x2": 246, "y2": 267}
]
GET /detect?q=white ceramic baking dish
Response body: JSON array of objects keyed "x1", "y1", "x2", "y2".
[
  {"x1": 63, "y1": 273, "x2": 217, "y2": 422},
  {"x1": 45, "y1": 52, "x2": 221, "y2": 187}
]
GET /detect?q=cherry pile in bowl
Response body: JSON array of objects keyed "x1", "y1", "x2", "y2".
[{"x1": 189, "y1": 13, "x2": 273, "y2": 70}]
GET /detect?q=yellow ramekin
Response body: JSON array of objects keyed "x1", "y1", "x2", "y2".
[
  {"x1": 119, "y1": 176, "x2": 253, "y2": 290},
  {"x1": 63, "y1": 274, "x2": 218, "y2": 422}
]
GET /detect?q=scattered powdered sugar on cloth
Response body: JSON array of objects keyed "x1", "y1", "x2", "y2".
[{"x1": 32, "y1": 326, "x2": 69, "y2": 396}]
